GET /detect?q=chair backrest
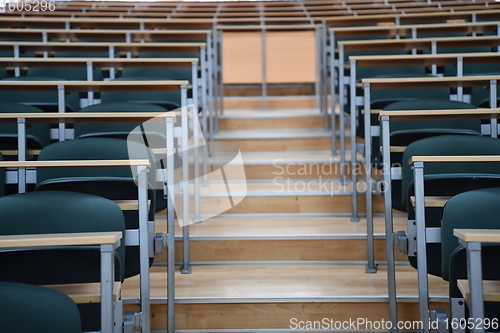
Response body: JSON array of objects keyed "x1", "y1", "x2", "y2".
[
  {"x1": 441, "y1": 187, "x2": 500, "y2": 280},
  {"x1": 0, "y1": 191, "x2": 125, "y2": 284},
  {"x1": 75, "y1": 102, "x2": 169, "y2": 140},
  {"x1": 0, "y1": 281, "x2": 82, "y2": 333},
  {"x1": 470, "y1": 72, "x2": 500, "y2": 107},
  {"x1": 381, "y1": 99, "x2": 480, "y2": 212},
  {"x1": 100, "y1": 77, "x2": 181, "y2": 110},
  {"x1": 401, "y1": 135, "x2": 500, "y2": 211},
  {"x1": 0, "y1": 102, "x2": 51, "y2": 149},
  {"x1": 0, "y1": 76, "x2": 79, "y2": 112},
  {"x1": 36, "y1": 137, "x2": 155, "y2": 278},
  {"x1": 384, "y1": 99, "x2": 479, "y2": 136},
  {"x1": 370, "y1": 73, "x2": 451, "y2": 108}
]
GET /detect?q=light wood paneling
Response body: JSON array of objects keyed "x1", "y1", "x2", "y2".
[
  {"x1": 222, "y1": 31, "x2": 316, "y2": 85},
  {"x1": 222, "y1": 32, "x2": 262, "y2": 84},
  {"x1": 266, "y1": 31, "x2": 316, "y2": 84}
]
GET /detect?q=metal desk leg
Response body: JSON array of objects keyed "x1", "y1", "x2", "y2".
[
  {"x1": 347, "y1": 54, "x2": 359, "y2": 221},
  {"x1": 57, "y1": 85, "x2": 66, "y2": 141},
  {"x1": 17, "y1": 117, "x2": 26, "y2": 193},
  {"x1": 181, "y1": 85, "x2": 191, "y2": 274},
  {"x1": 363, "y1": 82, "x2": 375, "y2": 273},
  {"x1": 166, "y1": 120, "x2": 176, "y2": 333},
  {"x1": 413, "y1": 161, "x2": 430, "y2": 333},
  {"x1": 381, "y1": 115, "x2": 398, "y2": 332},
  {"x1": 137, "y1": 165, "x2": 151, "y2": 333},
  {"x1": 100, "y1": 243, "x2": 115, "y2": 333},
  {"x1": 460, "y1": 240, "x2": 485, "y2": 333}
]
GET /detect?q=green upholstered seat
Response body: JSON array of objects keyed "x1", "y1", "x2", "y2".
[
  {"x1": 0, "y1": 76, "x2": 79, "y2": 112},
  {"x1": 441, "y1": 187, "x2": 500, "y2": 280},
  {"x1": 36, "y1": 137, "x2": 155, "y2": 279},
  {"x1": 0, "y1": 102, "x2": 51, "y2": 156},
  {"x1": 75, "y1": 102, "x2": 169, "y2": 139},
  {"x1": 101, "y1": 77, "x2": 181, "y2": 110},
  {"x1": 0, "y1": 191, "x2": 125, "y2": 332},
  {"x1": 401, "y1": 135, "x2": 500, "y2": 276},
  {"x1": 0, "y1": 281, "x2": 82, "y2": 333},
  {"x1": 382, "y1": 99, "x2": 479, "y2": 211}
]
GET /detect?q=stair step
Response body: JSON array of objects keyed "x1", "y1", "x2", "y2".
[
  {"x1": 215, "y1": 128, "x2": 358, "y2": 152},
  {"x1": 224, "y1": 96, "x2": 317, "y2": 109},
  {"x1": 219, "y1": 109, "x2": 328, "y2": 130},
  {"x1": 122, "y1": 264, "x2": 448, "y2": 330},
  {"x1": 155, "y1": 215, "x2": 407, "y2": 263}
]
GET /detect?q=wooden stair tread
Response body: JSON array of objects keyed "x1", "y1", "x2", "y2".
[
  {"x1": 156, "y1": 215, "x2": 406, "y2": 238},
  {"x1": 458, "y1": 280, "x2": 500, "y2": 302},
  {"x1": 122, "y1": 264, "x2": 448, "y2": 301}
]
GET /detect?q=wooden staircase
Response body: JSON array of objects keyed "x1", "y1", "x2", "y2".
[{"x1": 123, "y1": 103, "x2": 449, "y2": 332}]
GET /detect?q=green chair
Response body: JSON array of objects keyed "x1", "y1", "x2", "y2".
[
  {"x1": 75, "y1": 102, "x2": 169, "y2": 140},
  {"x1": 0, "y1": 102, "x2": 51, "y2": 159},
  {"x1": 470, "y1": 71, "x2": 500, "y2": 108},
  {"x1": 401, "y1": 135, "x2": 500, "y2": 276},
  {"x1": 441, "y1": 187, "x2": 500, "y2": 329},
  {"x1": 0, "y1": 281, "x2": 82, "y2": 333},
  {"x1": 74, "y1": 102, "x2": 176, "y2": 212},
  {"x1": 36, "y1": 137, "x2": 156, "y2": 279},
  {"x1": 381, "y1": 99, "x2": 480, "y2": 211},
  {"x1": 0, "y1": 76, "x2": 79, "y2": 112},
  {"x1": 0, "y1": 191, "x2": 125, "y2": 332},
  {"x1": 355, "y1": 73, "x2": 451, "y2": 138},
  {"x1": 101, "y1": 77, "x2": 181, "y2": 110}
]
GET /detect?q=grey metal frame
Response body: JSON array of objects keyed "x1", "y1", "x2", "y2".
[
  {"x1": 458, "y1": 239, "x2": 486, "y2": 333},
  {"x1": 378, "y1": 82, "x2": 499, "y2": 333},
  {"x1": 3, "y1": 94, "x2": 180, "y2": 333},
  {"x1": 326, "y1": 22, "x2": 500, "y2": 224}
]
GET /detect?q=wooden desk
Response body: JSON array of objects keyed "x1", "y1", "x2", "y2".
[
  {"x1": 0, "y1": 230, "x2": 121, "y2": 333},
  {"x1": 0, "y1": 28, "x2": 211, "y2": 43},
  {"x1": 455, "y1": 228, "x2": 500, "y2": 333},
  {"x1": 329, "y1": 20, "x2": 500, "y2": 43}
]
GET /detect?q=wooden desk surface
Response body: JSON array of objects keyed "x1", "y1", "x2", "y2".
[
  {"x1": 340, "y1": 35, "x2": 500, "y2": 51},
  {"x1": 458, "y1": 279, "x2": 500, "y2": 303},
  {"x1": 323, "y1": 8, "x2": 500, "y2": 26},
  {"x1": 379, "y1": 109, "x2": 500, "y2": 121},
  {"x1": 361, "y1": 75, "x2": 500, "y2": 89},
  {"x1": 0, "y1": 57, "x2": 197, "y2": 69},
  {"x1": 330, "y1": 20, "x2": 500, "y2": 34},
  {"x1": 351, "y1": 52, "x2": 500, "y2": 67},
  {"x1": 409, "y1": 155, "x2": 500, "y2": 164},
  {"x1": 0, "y1": 159, "x2": 151, "y2": 168},
  {"x1": 0, "y1": 231, "x2": 122, "y2": 248},
  {"x1": 0, "y1": 28, "x2": 211, "y2": 41},
  {"x1": 454, "y1": 229, "x2": 500, "y2": 243},
  {"x1": 0, "y1": 112, "x2": 176, "y2": 124},
  {"x1": 0, "y1": 41, "x2": 204, "y2": 54},
  {"x1": 0, "y1": 80, "x2": 189, "y2": 93},
  {"x1": 2, "y1": 8, "x2": 496, "y2": 27}
]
